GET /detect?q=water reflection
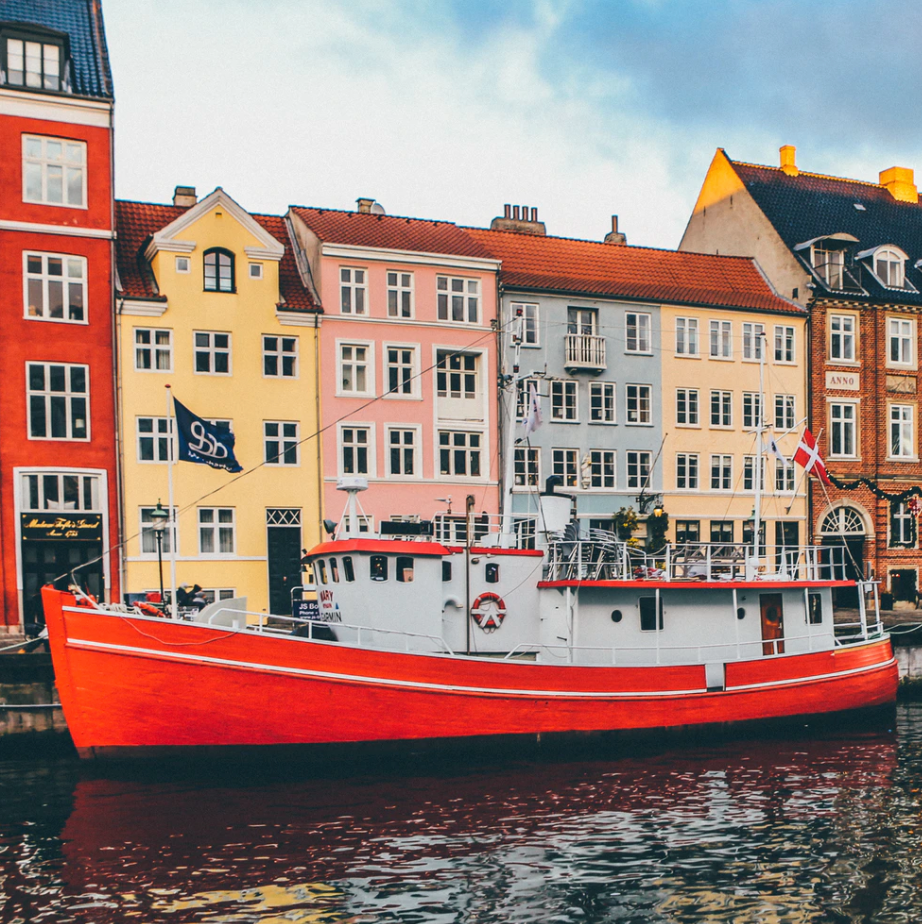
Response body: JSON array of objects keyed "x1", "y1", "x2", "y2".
[{"x1": 3, "y1": 707, "x2": 922, "y2": 923}]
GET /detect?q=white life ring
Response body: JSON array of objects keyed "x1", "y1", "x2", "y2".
[{"x1": 471, "y1": 592, "x2": 506, "y2": 632}]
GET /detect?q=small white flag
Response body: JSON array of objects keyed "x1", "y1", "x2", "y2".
[
  {"x1": 523, "y1": 381, "x2": 542, "y2": 436},
  {"x1": 766, "y1": 434, "x2": 788, "y2": 467}
]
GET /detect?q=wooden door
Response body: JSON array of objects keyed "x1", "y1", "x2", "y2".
[{"x1": 760, "y1": 592, "x2": 784, "y2": 656}]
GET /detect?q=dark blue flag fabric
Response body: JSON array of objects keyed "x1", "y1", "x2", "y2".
[{"x1": 173, "y1": 398, "x2": 243, "y2": 473}]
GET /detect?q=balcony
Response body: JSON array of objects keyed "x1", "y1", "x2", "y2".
[{"x1": 564, "y1": 333, "x2": 606, "y2": 372}]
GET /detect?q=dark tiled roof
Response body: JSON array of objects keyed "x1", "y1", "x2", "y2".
[
  {"x1": 730, "y1": 155, "x2": 922, "y2": 305},
  {"x1": 0, "y1": 0, "x2": 113, "y2": 100},
  {"x1": 466, "y1": 227, "x2": 801, "y2": 315},
  {"x1": 115, "y1": 200, "x2": 317, "y2": 311},
  {"x1": 289, "y1": 206, "x2": 496, "y2": 259}
]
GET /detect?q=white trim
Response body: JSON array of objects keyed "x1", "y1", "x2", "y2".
[
  {"x1": 330, "y1": 314, "x2": 490, "y2": 333},
  {"x1": 382, "y1": 340, "x2": 421, "y2": 400},
  {"x1": 276, "y1": 310, "x2": 318, "y2": 327},
  {"x1": 0, "y1": 218, "x2": 112, "y2": 238},
  {"x1": 321, "y1": 242, "x2": 500, "y2": 272},
  {"x1": 0, "y1": 87, "x2": 112, "y2": 126},
  {"x1": 336, "y1": 338, "x2": 376, "y2": 398},
  {"x1": 244, "y1": 246, "x2": 282, "y2": 262},
  {"x1": 119, "y1": 298, "x2": 168, "y2": 317},
  {"x1": 147, "y1": 239, "x2": 195, "y2": 255}
]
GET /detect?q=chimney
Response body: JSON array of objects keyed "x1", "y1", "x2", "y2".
[
  {"x1": 880, "y1": 166, "x2": 919, "y2": 203},
  {"x1": 489, "y1": 203, "x2": 547, "y2": 236},
  {"x1": 779, "y1": 145, "x2": 798, "y2": 177},
  {"x1": 173, "y1": 185, "x2": 197, "y2": 207},
  {"x1": 603, "y1": 215, "x2": 627, "y2": 245}
]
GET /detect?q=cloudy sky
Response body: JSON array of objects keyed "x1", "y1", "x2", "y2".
[{"x1": 105, "y1": 0, "x2": 922, "y2": 249}]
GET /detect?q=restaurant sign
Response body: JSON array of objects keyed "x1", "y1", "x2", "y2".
[{"x1": 20, "y1": 513, "x2": 103, "y2": 542}]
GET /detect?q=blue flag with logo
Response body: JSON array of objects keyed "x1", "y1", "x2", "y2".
[{"x1": 173, "y1": 398, "x2": 243, "y2": 473}]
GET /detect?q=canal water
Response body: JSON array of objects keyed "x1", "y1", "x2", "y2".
[{"x1": 2, "y1": 707, "x2": 922, "y2": 923}]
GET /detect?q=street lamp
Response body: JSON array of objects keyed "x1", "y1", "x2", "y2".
[{"x1": 149, "y1": 500, "x2": 169, "y2": 609}]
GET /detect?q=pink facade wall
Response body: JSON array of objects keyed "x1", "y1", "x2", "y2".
[{"x1": 318, "y1": 256, "x2": 500, "y2": 530}]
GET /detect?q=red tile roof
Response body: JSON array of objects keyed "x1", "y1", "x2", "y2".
[
  {"x1": 115, "y1": 200, "x2": 317, "y2": 311},
  {"x1": 466, "y1": 227, "x2": 802, "y2": 315},
  {"x1": 289, "y1": 206, "x2": 497, "y2": 260}
]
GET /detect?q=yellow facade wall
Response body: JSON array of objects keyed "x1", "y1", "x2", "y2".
[
  {"x1": 659, "y1": 304, "x2": 808, "y2": 548},
  {"x1": 117, "y1": 200, "x2": 321, "y2": 614}
]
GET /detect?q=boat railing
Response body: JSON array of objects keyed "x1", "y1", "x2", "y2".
[
  {"x1": 200, "y1": 607, "x2": 455, "y2": 655},
  {"x1": 544, "y1": 538, "x2": 851, "y2": 583},
  {"x1": 502, "y1": 620, "x2": 886, "y2": 667}
]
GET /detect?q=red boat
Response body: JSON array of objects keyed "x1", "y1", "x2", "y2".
[{"x1": 42, "y1": 478, "x2": 897, "y2": 760}]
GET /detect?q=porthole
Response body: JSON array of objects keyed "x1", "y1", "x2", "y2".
[
  {"x1": 611, "y1": 610, "x2": 622, "y2": 623},
  {"x1": 737, "y1": 607, "x2": 746, "y2": 620}
]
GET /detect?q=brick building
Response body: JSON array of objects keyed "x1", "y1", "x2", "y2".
[
  {"x1": 682, "y1": 146, "x2": 922, "y2": 604},
  {"x1": 0, "y1": 0, "x2": 118, "y2": 633}
]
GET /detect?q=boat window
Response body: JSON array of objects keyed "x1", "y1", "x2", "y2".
[
  {"x1": 397, "y1": 556, "x2": 414, "y2": 583},
  {"x1": 808, "y1": 592, "x2": 823, "y2": 625},
  {"x1": 485, "y1": 563, "x2": 500, "y2": 583},
  {"x1": 343, "y1": 556, "x2": 355, "y2": 582},
  {"x1": 329, "y1": 558, "x2": 339, "y2": 583},
  {"x1": 639, "y1": 596, "x2": 663, "y2": 631},
  {"x1": 442, "y1": 561, "x2": 452, "y2": 582},
  {"x1": 611, "y1": 610, "x2": 622, "y2": 623},
  {"x1": 317, "y1": 560, "x2": 328, "y2": 585},
  {"x1": 737, "y1": 607, "x2": 746, "y2": 620},
  {"x1": 370, "y1": 555, "x2": 388, "y2": 582}
]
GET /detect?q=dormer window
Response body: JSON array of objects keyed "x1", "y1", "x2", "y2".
[
  {"x1": 857, "y1": 245, "x2": 911, "y2": 290},
  {"x1": 203, "y1": 248, "x2": 234, "y2": 293},
  {"x1": 812, "y1": 245, "x2": 845, "y2": 288},
  {"x1": 1, "y1": 27, "x2": 68, "y2": 92},
  {"x1": 797, "y1": 233, "x2": 861, "y2": 292}
]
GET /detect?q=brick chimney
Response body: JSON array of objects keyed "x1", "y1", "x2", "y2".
[
  {"x1": 603, "y1": 215, "x2": 627, "y2": 245},
  {"x1": 880, "y1": 166, "x2": 919, "y2": 203},
  {"x1": 779, "y1": 145, "x2": 798, "y2": 177},
  {"x1": 490, "y1": 204, "x2": 546, "y2": 236},
  {"x1": 173, "y1": 185, "x2": 197, "y2": 207}
]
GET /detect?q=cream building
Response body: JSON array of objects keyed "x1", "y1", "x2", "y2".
[{"x1": 115, "y1": 187, "x2": 322, "y2": 614}]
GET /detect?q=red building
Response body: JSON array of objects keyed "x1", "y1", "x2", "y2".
[{"x1": 0, "y1": 0, "x2": 118, "y2": 634}]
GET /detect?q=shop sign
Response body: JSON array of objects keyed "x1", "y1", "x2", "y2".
[
  {"x1": 826, "y1": 371, "x2": 859, "y2": 391},
  {"x1": 20, "y1": 512, "x2": 103, "y2": 542}
]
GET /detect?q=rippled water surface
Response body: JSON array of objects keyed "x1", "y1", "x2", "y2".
[{"x1": 3, "y1": 707, "x2": 922, "y2": 923}]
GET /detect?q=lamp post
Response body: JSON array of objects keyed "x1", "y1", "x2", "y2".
[{"x1": 149, "y1": 500, "x2": 169, "y2": 609}]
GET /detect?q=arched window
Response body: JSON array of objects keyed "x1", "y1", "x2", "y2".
[
  {"x1": 204, "y1": 248, "x2": 234, "y2": 292},
  {"x1": 874, "y1": 247, "x2": 905, "y2": 289},
  {"x1": 820, "y1": 506, "x2": 865, "y2": 535}
]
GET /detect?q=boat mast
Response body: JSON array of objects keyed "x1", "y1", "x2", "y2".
[
  {"x1": 753, "y1": 331, "x2": 765, "y2": 563},
  {"x1": 501, "y1": 306, "x2": 525, "y2": 541}
]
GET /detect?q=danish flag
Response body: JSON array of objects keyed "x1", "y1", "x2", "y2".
[{"x1": 793, "y1": 429, "x2": 831, "y2": 485}]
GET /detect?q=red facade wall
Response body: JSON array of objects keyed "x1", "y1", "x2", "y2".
[{"x1": 0, "y1": 111, "x2": 118, "y2": 630}]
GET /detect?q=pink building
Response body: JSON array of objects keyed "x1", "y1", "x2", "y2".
[{"x1": 287, "y1": 200, "x2": 501, "y2": 537}]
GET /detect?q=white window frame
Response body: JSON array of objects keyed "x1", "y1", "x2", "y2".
[
  {"x1": 175, "y1": 256, "x2": 191, "y2": 274},
  {"x1": 139, "y1": 505, "x2": 178, "y2": 557},
  {"x1": 625, "y1": 312, "x2": 652, "y2": 354},
  {"x1": 22, "y1": 134, "x2": 86, "y2": 208},
  {"x1": 6, "y1": 37, "x2": 63, "y2": 91},
  {"x1": 626, "y1": 450, "x2": 652, "y2": 490},
  {"x1": 742, "y1": 392, "x2": 762, "y2": 431},
  {"x1": 340, "y1": 267, "x2": 367, "y2": 315},
  {"x1": 775, "y1": 394, "x2": 795, "y2": 431},
  {"x1": 264, "y1": 421, "x2": 300, "y2": 466},
  {"x1": 136, "y1": 416, "x2": 173, "y2": 463},
  {"x1": 741, "y1": 323, "x2": 765, "y2": 361},
  {"x1": 513, "y1": 446, "x2": 540, "y2": 488},
  {"x1": 337, "y1": 340, "x2": 374, "y2": 397},
  {"x1": 135, "y1": 328, "x2": 173, "y2": 372},
  {"x1": 438, "y1": 430, "x2": 483, "y2": 479},
  {"x1": 198, "y1": 507, "x2": 236, "y2": 557},
  {"x1": 249, "y1": 262, "x2": 263, "y2": 280},
  {"x1": 514, "y1": 302, "x2": 540, "y2": 347},
  {"x1": 829, "y1": 314, "x2": 857, "y2": 363},
  {"x1": 710, "y1": 454, "x2": 733, "y2": 491},
  {"x1": 386, "y1": 271, "x2": 414, "y2": 319},
  {"x1": 889, "y1": 404, "x2": 915, "y2": 460},
  {"x1": 626, "y1": 384, "x2": 652, "y2": 425},
  {"x1": 20, "y1": 471, "x2": 100, "y2": 513},
  {"x1": 812, "y1": 245, "x2": 845, "y2": 289},
  {"x1": 386, "y1": 425, "x2": 421, "y2": 478},
  {"x1": 774, "y1": 325, "x2": 795, "y2": 364},
  {"x1": 339, "y1": 423, "x2": 375, "y2": 477},
  {"x1": 675, "y1": 388, "x2": 699, "y2": 427},
  {"x1": 262, "y1": 335, "x2": 299, "y2": 378},
  {"x1": 384, "y1": 343, "x2": 419, "y2": 398},
  {"x1": 23, "y1": 251, "x2": 87, "y2": 323},
  {"x1": 589, "y1": 382, "x2": 615, "y2": 424},
  {"x1": 552, "y1": 448, "x2": 579, "y2": 489},
  {"x1": 887, "y1": 317, "x2": 915, "y2": 369},
  {"x1": 675, "y1": 317, "x2": 699, "y2": 357},
  {"x1": 709, "y1": 320, "x2": 732, "y2": 360},
  {"x1": 743, "y1": 455, "x2": 766, "y2": 492},
  {"x1": 829, "y1": 402, "x2": 858, "y2": 458},
  {"x1": 193, "y1": 331, "x2": 232, "y2": 376},
  {"x1": 26, "y1": 362, "x2": 89, "y2": 441},
  {"x1": 675, "y1": 452, "x2": 699, "y2": 490},
  {"x1": 775, "y1": 460, "x2": 795, "y2": 493},
  {"x1": 551, "y1": 380, "x2": 579, "y2": 422},
  {"x1": 872, "y1": 247, "x2": 907, "y2": 289},
  {"x1": 588, "y1": 449, "x2": 616, "y2": 489},
  {"x1": 710, "y1": 389, "x2": 732, "y2": 428},
  {"x1": 437, "y1": 275, "x2": 480, "y2": 324}
]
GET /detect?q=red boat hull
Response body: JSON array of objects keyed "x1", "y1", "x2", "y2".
[{"x1": 43, "y1": 589, "x2": 899, "y2": 758}]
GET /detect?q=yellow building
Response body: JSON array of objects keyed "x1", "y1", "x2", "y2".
[
  {"x1": 115, "y1": 187, "x2": 322, "y2": 614},
  {"x1": 659, "y1": 302, "x2": 808, "y2": 551}
]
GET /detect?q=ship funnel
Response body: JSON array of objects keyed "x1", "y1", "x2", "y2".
[{"x1": 538, "y1": 476, "x2": 572, "y2": 537}]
